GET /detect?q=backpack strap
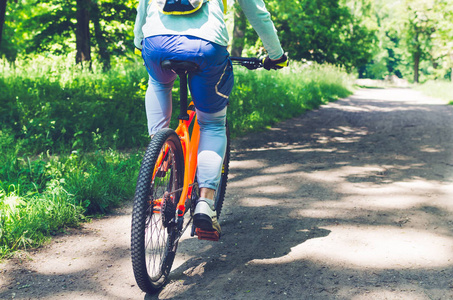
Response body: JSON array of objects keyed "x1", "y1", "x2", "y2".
[{"x1": 150, "y1": 0, "x2": 227, "y2": 14}]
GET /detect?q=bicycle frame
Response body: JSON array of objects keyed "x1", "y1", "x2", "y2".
[
  {"x1": 174, "y1": 104, "x2": 199, "y2": 218},
  {"x1": 151, "y1": 69, "x2": 200, "y2": 220}
]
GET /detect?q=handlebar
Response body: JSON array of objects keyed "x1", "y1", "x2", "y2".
[{"x1": 230, "y1": 57, "x2": 263, "y2": 70}]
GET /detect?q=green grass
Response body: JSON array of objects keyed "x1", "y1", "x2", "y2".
[
  {"x1": 0, "y1": 182, "x2": 83, "y2": 256},
  {"x1": 415, "y1": 80, "x2": 453, "y2": 104},
  {"x1": 0, "y1": 138, "x2": 142, "y2": 258},
  {"x1": 1, "y1": 57, "x2": 354, "y2": 153},
  {"x1": 0, "y1": 55, "x2": 150, "y2": 154},
  {"x1": 228, "y1": 61, "x2": 354, "y2": 136},
  {"x1": 0, "y1": 56, "x2": 355, "y2": 258}
]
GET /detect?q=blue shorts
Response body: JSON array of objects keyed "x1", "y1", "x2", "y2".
[{"x1": 142, "y1": 35, "x2": 234, "y2": 113}]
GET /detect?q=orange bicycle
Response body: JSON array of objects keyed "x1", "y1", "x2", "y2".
[{"x1": 130, "y1": 57, "x2": 263, "y2": 294}]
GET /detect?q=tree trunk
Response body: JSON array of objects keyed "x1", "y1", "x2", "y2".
[
  {"x1": 0, "y1": 0, "x2": 7, "y2": 48},
  {"x1": 76, "y1": 0, "x2": 91, "y2": 64},
  {"x1": 230, "y1": 2, "x2": 246, "y2": 57},
  {"x1": 91, "y1": 1, "x2": 110, "y2": 70},
  {"x1": 412, "y1": 28, "x2": 421, "y2": 84},
  {"x1": 451, "y1": 53, "x2": 453, "y2": 82},
  {"x1": 413, "y1": 50, "x2": 420, "y2": 83}
]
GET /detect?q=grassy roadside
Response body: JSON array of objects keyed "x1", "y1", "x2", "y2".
[
  {"x1": 0, "y1": 141, "x2": 142, "y2": 257},
  {"x1": 415, "y1": 80, "x2": 453, "y2": 105},
  {"x1": 229, "y1": 62, "x2": 354, "y2": 136},
  {"x1": 0, "y1": 58, "x2": 355, "y2": 258}
]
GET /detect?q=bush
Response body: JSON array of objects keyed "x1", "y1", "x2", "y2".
[
  {"x1": 0, "y1": 180, "x2": 84, "y2": 257},
  {"x1": 228, "y1": 61, "x2": 354, "y2": 136},
  {"x1": 0, "y1": 56, "x2": 149, "y2": 154},
  {"x1": 0, "y1": 130, "x2": 141, "y2": 258}
]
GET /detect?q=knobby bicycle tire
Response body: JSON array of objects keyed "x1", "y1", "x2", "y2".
[
  {"x1": 214, "y1": 122, "x2": 230, "y2": 218},
  {"x1": 131, "y1": 129, "x2": 184, "y2": 294}
]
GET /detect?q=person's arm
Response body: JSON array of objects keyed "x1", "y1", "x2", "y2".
[
  {"x1": 134, "y1": 0, "x2": 147, "y2": 50},
  {"x1": 237, "y1": 0, "x2": 284, "y2": 60}
]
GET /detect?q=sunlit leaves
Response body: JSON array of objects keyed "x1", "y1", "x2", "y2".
[{"x1": 239, "y1": 0, "x2": 376, "y2": 71}]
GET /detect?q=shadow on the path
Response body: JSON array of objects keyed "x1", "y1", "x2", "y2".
[
  {"x1": 0, "y1": 244, "x2": 133, "y2": 299},
  {"x1": 2, "y1": 89, "x2": 452, "y2": 300},
  {"x1": 146, "y1": 89, "x2": 453, "y2": 299}
]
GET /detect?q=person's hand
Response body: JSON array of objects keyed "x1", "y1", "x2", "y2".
[{"x1": 263, "y1": 54, "x2": 288, "y2": 70}]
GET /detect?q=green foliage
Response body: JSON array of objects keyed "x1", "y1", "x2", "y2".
[
  {"x1": 0, "y1": 55, "x2": 149, "y2": 154},
  {"x1": 261, "y1": 0, "x2": 376, "y2": 71},
  {"x1": 0, "y1": 130, "x2": 142, "y2": 257},
  {"x1": 228, "y1": 61, "x2": 354, "y2": 136},
  {"x1": 0, "y1": 130, "x2": 84, "y2": 256},
  {"x1": 0, "y1": 0, "x2": 31, "y2": 61},
  {"x1": 0, "y1": 181, "x2": 83, "y2": 257},
  {"x1": 361, "y1": 0, "x2": 453, "y2": 82},
  {"x1": 0, "y1": 0, "x2": 136, "y2": 67},
  {"x1": 2, "y1": 0, "x2": 453, "y2": 81},
  {"x1": 62, "y1": 150, "x2": 141, "y2": 214}
]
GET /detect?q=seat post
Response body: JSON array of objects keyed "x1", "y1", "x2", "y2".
[
  {"x1": 178, "y1": 72, "x2": 190, "y2": 121},
  {"x1": 160, "y1": 60, "x2": 199, "y2": 121}
]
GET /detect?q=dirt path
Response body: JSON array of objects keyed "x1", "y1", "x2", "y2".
[{"x1": 1, "y1": 88, "x2": 453, "y2": 300}]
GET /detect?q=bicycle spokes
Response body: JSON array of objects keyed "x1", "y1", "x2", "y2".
[{"x1": 144, "y1": 205, "x2": 168, "y2": 280}]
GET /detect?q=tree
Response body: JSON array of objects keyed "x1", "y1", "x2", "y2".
[
  {"x1": 230, "y1": 2, "x2": 246, "y2": 57},
  {"x1": 401, "y1": 0, "x2": 437, "y2": 83},
  {"x1": 361, "y1": 0, "x2": 453, "y2": 81},
  {"x1": 0, "y1": 0, "x2": 6, "y2": 48},
  {"x1": 398, "y1": 0, "x2": 453, "y2": 82},
  {"x1": 76, "y1": 0, "x2": 91, "y2": 64},
  {"x1": 91, "y1": 0, "x2": 110, "y2": 70},
  {"x1": 237, "y1": 0, "x2": 376, "y2": 72},
  {"x1": 431, "y1": 0, "x2": 453, "y2": 81},
  {"x1": 364, "y1": 0, "x2": 406, "y2": 79},
  {"x1": 0, "y1": 0, "x2": 27, "y2": 62},
  {"x1": 17, "y1": 0, "x2": 134, "y2": 68}
]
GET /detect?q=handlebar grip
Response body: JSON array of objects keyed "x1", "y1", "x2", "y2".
[{"x1": 230, "y1": 57, "x2": 263, "y2": 70}]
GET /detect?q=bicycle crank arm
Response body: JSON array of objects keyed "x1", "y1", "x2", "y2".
[{"x1": 173, "y1": 216, "x2": 194, "y2": 245}]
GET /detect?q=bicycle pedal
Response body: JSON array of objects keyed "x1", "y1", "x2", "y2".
[{"x1": 195, "y1": 228, "x2": 220, "y2": 241}]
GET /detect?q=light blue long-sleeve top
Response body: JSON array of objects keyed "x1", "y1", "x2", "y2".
[{"x1": 134, "y1": 0, "x2": 284, "y2": 59}]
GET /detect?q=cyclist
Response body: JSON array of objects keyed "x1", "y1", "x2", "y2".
[{"x1": 134, "y1": 0, "x2": 288, "y2": 238}]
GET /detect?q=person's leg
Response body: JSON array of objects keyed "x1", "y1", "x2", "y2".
[
  {"x1": 196, "y1": 107, "x2": 228, "y2": 195},
  {"x1": 193, "y1": 107, "x2": 227, "y2": 234},
  {"x1": 179, "y1": 39, "x2": 232, "y2": 235},
  {"x1": 186, "y1": 39, "x2": 232, "y2": 197},
  {"x1": 141, "y1": 36, "x2": 178, "y2": 136},
  {"x1": 145, "y1": 77, "x2": 174, "y2": 136}
]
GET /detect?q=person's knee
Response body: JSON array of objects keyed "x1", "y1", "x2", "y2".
[{"x1": 196, "y1": 107, "x2": 227, "y2": 130}]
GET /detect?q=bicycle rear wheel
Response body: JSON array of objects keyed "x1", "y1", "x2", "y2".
[
  {"x1": 214, "y1": 121, "x2": 230, "y2": 218},
  {"x1": 131, "y1": 128, "x2": 184, "y2": 294}
]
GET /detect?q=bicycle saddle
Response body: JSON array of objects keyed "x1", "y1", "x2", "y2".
[{"x1": 161, "y1": 60, "x2": 200, "y2": 74}]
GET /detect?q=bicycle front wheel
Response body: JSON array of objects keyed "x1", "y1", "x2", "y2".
[{"x1": 131, "y1": 128, "x2": 184, "y2": 294}]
